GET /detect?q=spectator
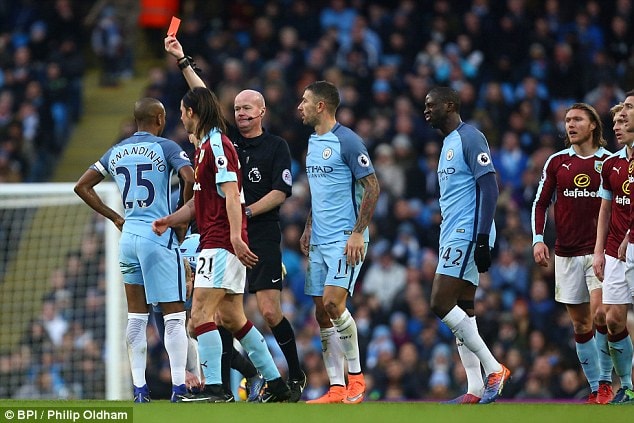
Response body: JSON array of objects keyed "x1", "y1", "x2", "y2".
[
  {"x1": 492, "y1": 130, "x2": 529, "y2": 192},
  {"x1": 90, "y1": 6, "x2": 123, "y2": 87},
  {"x1": 362, "y1": 240, "x2": 407, "y2": 313}
]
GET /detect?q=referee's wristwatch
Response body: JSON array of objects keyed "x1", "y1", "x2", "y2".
[{"x1": 245, "y1": 207, "x2": 253, "y2": 219}]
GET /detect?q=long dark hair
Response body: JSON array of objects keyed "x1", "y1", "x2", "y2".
[
  {"x1": 182, "y1": 87, "x2": 227, "y2": 139},
  {"x1": 564, "y1": 103, "x2": 607, "y2": 148}
]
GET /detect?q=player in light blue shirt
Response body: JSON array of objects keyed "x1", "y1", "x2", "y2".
[
  {"x1": 95, "y1": 133, "x2": 191, "y2": 248},
  {"x1": 437, "y1": 123, "x2": 497, "y2": 252},
  {"x1": 304, "y1": 123, "x2": 374, "y2": 245},
  {"x1": 75, "y1": 97, "x2": 194, "y2": 403},
  {"x1": 298, "y1": 81, "x2": 380, "y2": 404},
  {"x1": 424, "y1": 87, "x2": 509, "y2": 404}
]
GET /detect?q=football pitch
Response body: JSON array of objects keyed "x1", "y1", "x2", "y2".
[{"x1": 0, "y1": 401, "x2": 631, "y2": 423}]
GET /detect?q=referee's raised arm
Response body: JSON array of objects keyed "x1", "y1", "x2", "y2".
[{"x1": 164, "y1": 35, "x2": 206, "y2": 89}]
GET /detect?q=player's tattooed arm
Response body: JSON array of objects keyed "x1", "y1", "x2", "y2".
[{"x1": 352, "y1": 173, "x2": 380, "y2": 234}]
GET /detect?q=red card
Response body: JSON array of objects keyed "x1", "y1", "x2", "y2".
[{"x1": 167, "y1": 16, "x2": 181, "y2": 36}]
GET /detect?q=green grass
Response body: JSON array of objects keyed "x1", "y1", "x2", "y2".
[{"x1": 0, "y1": 401, "x2": 631, "y2": 423}]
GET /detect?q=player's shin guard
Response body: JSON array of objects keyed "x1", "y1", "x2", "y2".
[
  {"x1": 164, "y1": 311, "x2": 187, "y2": 386},
  {"x1": 595, "y1": 325, "x2": 613, "y2": 383},
  {"x1": 331, "y1": 309, "x2": 362, "y2": 373},
  {"x1": 195, "y1": 322, "x2": 222, "y2": 385},
  {"x1": 575, "y1": 331, "x2": 600, "y2": 392},
  {"x1": 442, "y1": 306, "x2": 501, "y2": 375},
  {"x1": 126, "y1": 313, "x2": 149, "y2": 387},
  {"x1": 235, "y1": 321, "x2": 281, "y2": 381},
  {"x1": 457, "y1": 316, "x2": 484, "y2": 396},
  {"x1": 320, "y1": 327, "x2": 346, "y2": 386},
  {"x1": 609, "y1": 329, "x2": 634, "y2": 389}
]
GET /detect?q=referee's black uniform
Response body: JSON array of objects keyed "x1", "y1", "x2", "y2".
[{"x1": 230, "y1": 126, "x2": 293, "y2": 293}]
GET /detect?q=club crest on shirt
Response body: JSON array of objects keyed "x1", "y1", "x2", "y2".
[
  {"x1": 216, "y1": 155, "x2": 227, "y2": 169},
  {"x1": 358, "y1": 154, "x2": 370, "y2": 167},
  {"x1": 573, "y1": 173, "x2": 591, "y2": 188},
  {"x1": 282, "y1": 169, "x2": 292, "y2": 186},
  {"x1": 594, "y1": 161, "x2": 603, "y2": 173},
  {"x1": 322, "y1": 147, "x2": 332, "y2": 160},
  {"x1": 477, "y1": 152, "x2": 491, "y2": 166},
  {"x1": 622, "y1": 180, "x2": 630, "y2": 195},
  {"x1": 248, "y1": 167, "x2": 261, "y2": 182},
  {"x1": 446, "y1": 149, "x2": 454, "y2": 161}
]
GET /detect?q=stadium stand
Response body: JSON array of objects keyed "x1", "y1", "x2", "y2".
[{"x1": 3, "y1": 0, "x2": 634, "y2": 401}]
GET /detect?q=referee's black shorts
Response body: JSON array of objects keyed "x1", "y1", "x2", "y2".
[{"x1": 246, "y1": 220, "x2": 283, "y2": 293}]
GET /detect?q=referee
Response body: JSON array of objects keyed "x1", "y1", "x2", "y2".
[{"x1": 230, "y1": 89, "x2": 306, "y2": 402}]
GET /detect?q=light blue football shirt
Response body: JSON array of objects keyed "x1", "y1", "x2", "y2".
[
  {"x1": 437, "y1": 122, "x2": 496, "y2": 245},
  {"x1": 92, "y1": 131, "x2": 191, "y2": 247},
  {"x1": 305, "y1": 122, "x2": 375, "y2": 245}
]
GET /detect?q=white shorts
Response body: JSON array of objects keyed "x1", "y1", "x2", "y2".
[
  {"x1": 625, "y1": 243, "x2": 634, "y2": 297},
  {"x1": 554, "y1": 254, "x2": 601, "y2": 304},
  {"x1": 194, "y1": 248, "x2": 246, "y2": 294},
  {"x1": 602, "y1": 254, "x2": 631, "y2": 305}
]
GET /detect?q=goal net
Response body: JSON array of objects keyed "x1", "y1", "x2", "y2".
[{"x1": 0, "y1": 183, "x2": 129, "y2": 400}]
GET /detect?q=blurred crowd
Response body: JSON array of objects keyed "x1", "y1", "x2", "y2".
[
  {"x1": 0, "y1": 0, "x2": 91, "y2": 182},
  {"x1": 4, "y1": 0, "x2": 634, "y2": 401}
]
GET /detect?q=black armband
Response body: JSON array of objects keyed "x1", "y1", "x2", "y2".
[
  {"x1": 177, "y1": 55, "x2": 192, "y2": 70},
  {"x1": 176, "y1": 55, "x2": 202, "y2": 75}
]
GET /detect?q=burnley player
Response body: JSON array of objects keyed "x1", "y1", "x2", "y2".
[
  {"x1": 621, "y1": 91, "x2": 634, "y2": 298},
  {"x1": 593, "y1": 103, "x2": 634, "y2": 404},
  {"x1": 532, "y1": 103, "x2": 613, "y2": 404}
]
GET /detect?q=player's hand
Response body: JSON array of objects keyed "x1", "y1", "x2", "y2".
[
  {"x1": 300, "y1": 228, "x2": 311, "y2": 256},
  {"x1": 618, "y1": 235, "x2": 628, "y2": 261},
  {"x1": 152, "y1": 217, "x2": 170, "y2": 236},
  {"x1": 592, "y1": 252, "x2": 605, "y2": 282},
  {"x1": 164, "y1": 35, "x2": 184, "y2": 58},
  {"x1": 345, "y1": 232, "x2": 366, "y2": 266},
  {"x1": 533, "y1": 241, "x2": 550, "y2": 267},
  {"x1": 185, "y1": 370, "x2": 203, "y2": 392},
  {"x1": 231, "y1": 237, "x2": 258, "y2": 268},
  {"x1": 113, "y1": 216, "x2": 124, "y2": 232},
  {"x1": 473, "y1": 234, "x2": 491, "y2": 273}
]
